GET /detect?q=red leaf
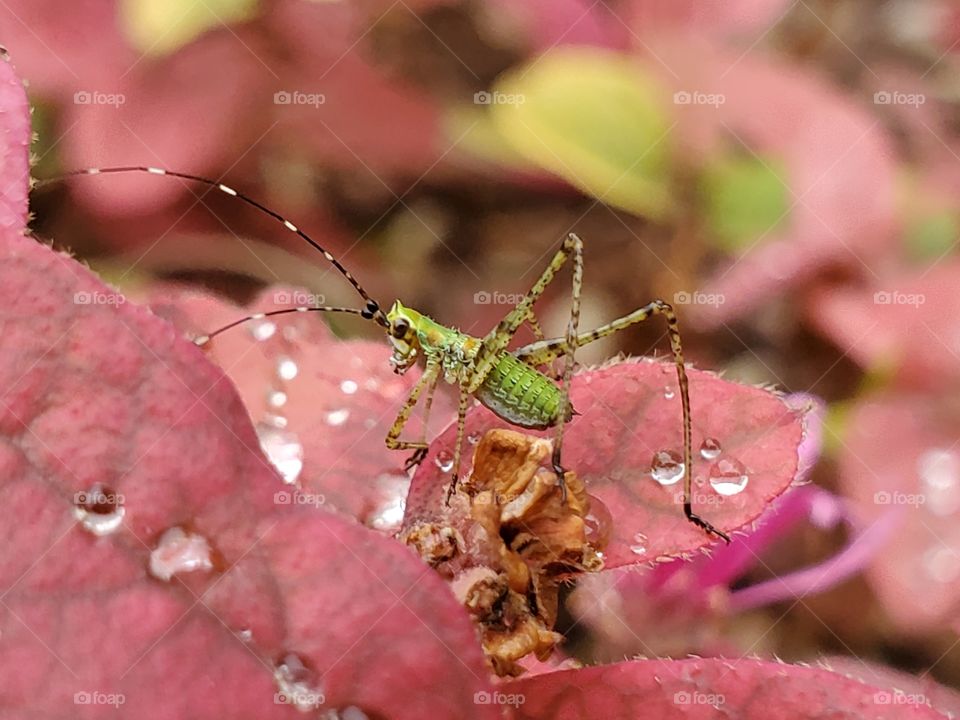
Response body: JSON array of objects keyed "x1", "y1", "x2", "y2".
[
  {"x1": 629, "y1": 0, "x2": 795, "y2": 38},
  {"x1": 0, "y1": 53, "x2": 29, "y2": 230},
  {"x1": 822, "y1": 656, "x2": 960, "y2": 718},
  {"x1": 406, "y1": 360, "x2": 806, "y2": 565},
  {"x1": 807, "y1": 261, "x2": 960, "y2": 391},
  {"x1": 644, "y1": 41, "x2": 897, "y2": 328},
  {"x1": 277, "y1": 53, "x2": 441, "y2": 179},
  {"x1": 837, "y1": 391, "x2": 960, "y2": 632},
  {"x1": 148, "y1": 286, "x2": 455, "y2": 531},
  {"x1": 505, "y1": 657, "x2": 948, "y2": 719},
  {"x1": 0, "y1": 1, "x2": 134, "y2": 99},
  {"x1": 62, "y1": 32, "x2": 274, "y2": 214},
  {"x1": 0, "y1": 235, "x2": 495, "y2": 714}
]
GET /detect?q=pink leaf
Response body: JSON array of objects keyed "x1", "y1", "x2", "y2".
[
  {"x1": 837, "y1": 391, "x2": 960, "y2": 631},
  {"x1": 0, "y1": 52, "x2": 29, "y2": 230},
  {"x1": 0, "y1": 232, "x2": 495, "y2": 716},
  {"x1": 628, "y1": 0, "x2": 796, "y2": 38},
  {"x1": 148, "y1": 286, "x2": 454, "y2": 532},
  {"x1": 807, "y1": 261, "x2": 960, "y2": 391},
  {"x1": 822, "y1": 656, "x2": 960, "y2": 718},
  {"x1": 0, "y1": 1, "x2": 134, "y2": 98},
  {"x1": 406, "y1": 360, "x2": 806, "y2": 566},
  {"x1": 62, "y1": 31, "x2": 274, "y2": 214},
  {"x1": 506, "y1": 657, "x2": 948, "y2": 719},
  {"x1": 276, "y1": 53, "x2": 441, "y2": 180},
  {"x1": 642, "y1": 40, "x2": 897, "y2": 328}
]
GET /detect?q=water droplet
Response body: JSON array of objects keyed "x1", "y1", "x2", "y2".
[
  {"x1": 338, "y1": 708, "x2": 371, "y2": 720},
  {"x1": 148, "y1": 526, "x2": 214, "y2": 581},
  {"x1": 467, "y1": 432, "x2": 481, "y2": 445},
  {"x1": 277, "y1": 357, "x2": 299, "y2": 381},
  {"x1": 237, "y1": 628, "x2": 253, "y2": 642},
  {"x1": 250, "y1": 320, "x2": 276, "y2": 342},
  {"x1": 263, "y1": 412, "x2": 288, "y2": 429},
  {"x1": 268, "y1": 390, "x2": 288, "y2": 409},
  {"x1": 257, "y1": 423, "x2": 304, "y2": 484},
  {"x1": 72, "y1": 483, "x2": 125, "y2": 536},
  {"x1": 274, "y1": 653, "x2": 325, "y2": 712},
  {"x1": 584, "y1": 495, "x2": 612, "y2": 550},
  {"x1": 699, "y1": 437, "x2": 722, "y2": 460},
  {"x1": 919, "y1": 448, "x2": 960, "y2": 516},
  {"x1": 663, "y1": 386, "x2": 675, "y2": 400},
  {"x1": 435, "y1": 450, "x2": 455, "y2": 473},
  {"x1": 282, "y1": 325, "x2": 299, "y2": 342},
  {"x1": 630, "y1": 532, "x2": 648, "y2": 556},
  {"x1": 340, "y1": 380, "x2": 358, "y2": 395},
  {"x1": 650, "y1": 450, "x2": 684, "y2": 486},
  {"x1": 326, "y1": 408, "x2": 350, "y2": 427},
  {"x1": 366, "y1": 474, "x2": 410, "y2": 533},
  {"x1": 709, "y1": 458, "x2": 749, "y2": 496},
  {"x1": 924, "y1": 546, "x2": 960, "y2": 584}
]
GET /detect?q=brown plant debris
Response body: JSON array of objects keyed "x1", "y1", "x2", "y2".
[{"x1": 401, "y1": 429, "x2": 605, "y2": 676}]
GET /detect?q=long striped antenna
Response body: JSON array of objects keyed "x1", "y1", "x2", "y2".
[
  {"x1": 192, "y1": 305, "x2": 368, "y2": 346},
  {"x1": 34, "y1": 166, "x2": 389, "y2": 328}
]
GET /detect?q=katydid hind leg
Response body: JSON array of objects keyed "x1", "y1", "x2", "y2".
[
  {"x1": 514, "y1": 299, "x2": 731, "y2": 542},
  {"x1": 550, "y1": 235, "x2": 584, "y2": 504},
  {"x1": 445, "y1": 387, "x2": 471, "y2": 504}
]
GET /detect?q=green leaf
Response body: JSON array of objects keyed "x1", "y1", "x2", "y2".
[
  {"x1": 701, "y1": 154, "x2": 789, "y2": 253},
  {"x1": 905, "y1": 210, "x2": 958, "y2": 263},
  {"x1": 488, "y1": 48, "x2": 673, "y2": 220},
  {"x1": 121, "y1": 0, "x2": 259, "y2": 56}
]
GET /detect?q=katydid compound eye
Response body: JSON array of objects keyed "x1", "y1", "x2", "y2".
[{"x1": 392, "y1": 317, "x2": 410, "y2": 339}]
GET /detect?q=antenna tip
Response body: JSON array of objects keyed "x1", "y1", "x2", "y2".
[{"x1": 193, "y1": 334, "x2": 210, "y2": 346}]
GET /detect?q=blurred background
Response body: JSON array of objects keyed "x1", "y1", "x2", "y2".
[{"x1": 7, "y1": 0, "x2": 960, "y2": 696}]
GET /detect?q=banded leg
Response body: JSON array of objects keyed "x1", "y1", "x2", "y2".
[
  {"x1": 445, "y1": 386, "x2": 472, "y2": 503},
  {"x1": 525, "y1": 309, "x2": 546, "y2": 340},
  {"x1": 403, "y1": 368, "x2": 442, "y2": 471},
  {"x1": 514, "y1": 300, "x2": 731, "y2": 543},
  {"x1": 385, "y1": 361, "x2": 441, "y2": 458},
  {"x1": 468, "y1": 233, "x2": 582, "y2": 394},
  {"x1": 551, "y1": 235, "x2": 584, "y2": 501}
]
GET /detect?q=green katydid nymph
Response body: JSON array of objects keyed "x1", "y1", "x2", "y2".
[{"x1": 36, "y1": 166, "x2": 730, "y2": 543}]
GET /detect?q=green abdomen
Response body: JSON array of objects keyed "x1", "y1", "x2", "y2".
[{"x1": 476, "y1": 353, "x2": 563, "y2": 430}]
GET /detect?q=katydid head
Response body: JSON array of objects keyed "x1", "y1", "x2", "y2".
[{"x1": 385, "y1": 300, "x2": 423, "y2": 374}]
